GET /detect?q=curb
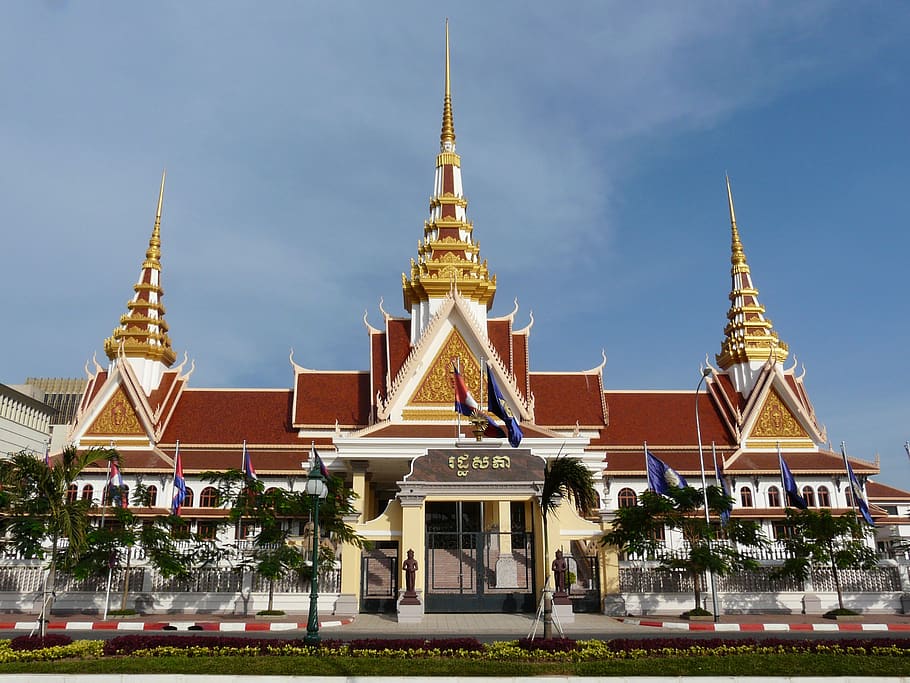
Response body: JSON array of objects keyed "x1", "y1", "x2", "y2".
[
  {"x1": 0, "y1": 618, "x2": 354, "y2": 632},
  {"x1": 618, "y1": 617, "x2": 910, "y2": 632}
]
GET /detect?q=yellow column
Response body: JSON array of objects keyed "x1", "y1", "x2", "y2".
[
  {"x1": 498, "y1": 501, "x2": 513, "y2": 554},
  {"x1": 350, "y1": 460, "x2": 369, "y2": 523},
  {"x1": 399, "y1": 494, "x2": 426, "y2": 595}
]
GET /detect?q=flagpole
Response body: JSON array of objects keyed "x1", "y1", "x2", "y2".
[
  {"x1": 643, "y1": 442, "x2": 649, "y2": 492},
  {"x1": 694, "y1": 367, "x2": 718, "y2": 622},
  {"x1": 455, "y1": 359, "x2": 461, "y2": 442},
  {"x1": 101, "y1": 442, "x2": 114, "y2": 621},
  {"x1": 905, "y1": 441, "x2": 910, "y2": 464},
  {"x1": 840, "y1": 441, "x2": 860, "y2": 525},
  {"x1": 777, "y1": 442, "x2": 786, "y2": 505}
]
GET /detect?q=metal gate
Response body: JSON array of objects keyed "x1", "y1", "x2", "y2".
[
  {"x1": 425, "y1": 529, "x2": 535, "y2": 612},
  {"x1": 360, "y1": 542, "x2": 398, "y2": 613},
  {"x1": 566, "y1": 552, "x2": 601, "y2": 612}
]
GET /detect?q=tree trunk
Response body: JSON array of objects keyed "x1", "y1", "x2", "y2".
[
  {"x1": 542, "y1": 516, "x2": 552, "y2": 639},
  {"x1": 268, "y1": 577, "x2": 275, "y2": 613}
]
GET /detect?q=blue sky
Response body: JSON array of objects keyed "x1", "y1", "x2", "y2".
[{"x1": 2, "y1": 3, "x2": 908, "y2": 485}]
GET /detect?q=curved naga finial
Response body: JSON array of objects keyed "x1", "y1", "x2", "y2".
[
  {"x1": 515, "y1": 310, "x2": 535, "y2": 335},
  {"x1": 797, "y1": 362, "x2": 807, "y2": 382},
  {"x1": 173, "y1": 351, "x2": 189, "y2": 376},
  {"x1": 785, "y1": 354, "x2": 798, "y2": 374},
  {"x1": 378, "y1": 297, "x2": 390, "y2": 321},
  {"x1": 184, "y1": 358, "x2": 196, "y2": 381},
  {"x1": 586, "y1": 349, "x2": 607, "y2": 375},
  {"x1": 507, "y1": 298, "x2": 519, "y2": 321},
  {"x1": 363, "y1": 310, "x2": 381, "y2": 334},
  {"x1": 702, "y1": 354, "x2": 718, "y2": 375},
  {"x1": 289, "y1": 348, "x2": 307, "y2": 373}
]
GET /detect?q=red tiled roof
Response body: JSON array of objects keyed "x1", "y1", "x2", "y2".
[
  {"x1": 82, "y1": 449, "x2": 172, "y2": 471},
  {"x1": 604, "y1": 448, "x2": 726, "y2": 476},
  {"x1": 594, "y1": 391, "x2": 732, "y2": 447},
  {"x1": 866, "y1": 481, "x2": 910, "y2": 501},
  {"x1": 361, "y1": 422, "x2": 553, "y2": 440},
  {"x1": 293, "y1": 372, "x2": 371, "y2": 427},
  {"x1": 725, "y1": 450, "x2": 878, "y2": 475},
  {"x1": 530, "y1": 373, "x2": 606, "y2": 427},
  {"x1": 157, "y1": 447, "x2": 322, "y2": 473},
  {"x1": 371, "y1": 332, "x2": 388, "y2": 402},
  {"x1": 488, "y1": 319, "x2": 512, "y2": 372},
  {"x1": 147, "y1": 370, "x2": 179, "y2": 413},
  {"x1": 387, "y1": 318, "x2": 411, "y2": 383},
  {"x1": 162, "y1": 389, "x2": 299, "y2": 444},
  {"x1": 512, "y1": 332, "x2": 529, "y2": 397}
]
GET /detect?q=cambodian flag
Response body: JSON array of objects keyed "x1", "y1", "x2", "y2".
[
  {"x1": 171, "y1": 446, "x2": 186, "y2": 516},
  {"x1": 778, "y1": 452, "x2": 808, "y2": 510},
  {"x1": 311, "y1": 444, "x2": 330, "y2": 479},
  {"x1": 452, "y1": 360, "x2": 479, "y2": 417},
  {"x1": 109, "y1": 459, "x2": 127, "y2": 508},
  {"x1": 242, "y1": 441, "x2": 258, "y2": 481}
]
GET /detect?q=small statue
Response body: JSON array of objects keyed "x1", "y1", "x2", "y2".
[
  {"x1": 551, "y1": 549, "x2": 569, "y2": 595},
  {"x1": 403, "y1": 548, "x2": 418, "y2": 595}
]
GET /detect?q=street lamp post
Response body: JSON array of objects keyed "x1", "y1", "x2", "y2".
[
  {"x1": 304, "y1": 463, "x2": 328, "y2": 645},
  {"x1": 695, "y1": 367, "x2": 720, "y2": 622}
]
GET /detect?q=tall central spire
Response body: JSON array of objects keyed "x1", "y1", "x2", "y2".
[
  {"x1": 440, "y1": 20, "x2": 456, "y2": 152},
  {"x1": 716, "y1": 175, "x2": 788, "y2": 394},
  {"x1": 104, "y1": 170, "x2": 176, "y2": 390},
  {"x1": 402, "y1": 21, "x2": 496, "y2": 344}
]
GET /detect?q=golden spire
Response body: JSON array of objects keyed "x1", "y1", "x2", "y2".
[
  {"x1": 104, "y1": 169, "x2": 176, "y2": 366},
  {"x1": 402, "y1": 21, "x2": 496, "y2": 323},
  {"x1": 440, "y1": 18, "x2": 456, "y2": 152},
  {"x1": 716, "y1": 175, "x2": 788, "y2": 370},
  {"x1": 727, "y1": 174, "x2": 746, "y2": 267},
  {"x1": 143, "y1": 169, "x2": 165, "y2": 270}
]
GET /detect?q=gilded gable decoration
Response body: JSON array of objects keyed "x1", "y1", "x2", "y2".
[
  {"x1": 751, "y1": 388, "x2": 808, "y2": 440},
  {"x1": 86, "y1": 385, "x2": 145, "y2": 436},
  {"x1": 409, "y1": 328, "x2": 480, "y2": 406}
]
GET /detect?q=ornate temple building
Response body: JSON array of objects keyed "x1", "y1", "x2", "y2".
[{"x1": 58, "y1": 27, "x2": 910, "y2": 617}]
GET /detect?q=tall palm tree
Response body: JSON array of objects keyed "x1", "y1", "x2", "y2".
[
  {"x1": 538, "y1": 455, "x2": 598, "y2": 638},
  {"x1": 0, "y1": 445, "x2": 113, "y2": 635}
]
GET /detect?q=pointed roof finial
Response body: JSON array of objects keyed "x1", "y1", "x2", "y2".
[
  {"x1": 144, "y1": 169, "x2": 166, "y2": 270},
  {"x1": 104, "y1": 169, "x2": 175, "y2": 367},
  {"x1": 726, "y1": 174, "x2": 746, "y2": 267},
  {"x1": 716, "y1": 175, "x2": 788, "y2": 372},
  {"x1": 440, "y1": 18, "x2": 456, "y2": 152}
]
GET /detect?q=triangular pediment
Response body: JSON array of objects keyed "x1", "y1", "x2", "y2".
[
  {"x1": 86, "y1": 384, "x2": 145, "y2": 436},
  {"x1": 71, "y1": 361, "x2": 158, "y2": 447},
  {"x1": 378, "y1": 294, "x2": 530, "y2": 423},
  {"x1": 743, "y1": 383, "x2": 817, "y2": 449},
  {"x1": 405, "y1": 327, "x2": 480, "y2": 418}
]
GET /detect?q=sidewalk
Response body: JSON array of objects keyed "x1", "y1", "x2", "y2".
[{"x1": 5, "y1": 610, "x2": 910, "y2": 636}]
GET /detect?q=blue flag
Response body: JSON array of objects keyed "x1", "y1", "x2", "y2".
[
  {"x1": 778, "y1": 453, "x2": 808, "y2": 509},
  {"x1": 486, "y1": 366, "x2": 523, "y2": 448},
  {"x1": 646, "y1": 450, "x2": 687, "y2": 495},
  {"x1": 845, "y1": 458, "x2": 875, "y2": 526}
]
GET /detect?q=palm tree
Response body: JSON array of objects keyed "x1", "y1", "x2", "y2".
[
  {"x1": 0, "y1": 445, "x2": 113, "y2": 635},
  {"x1": 538, "y1": 455, "x2": 598, "y2": 638}
]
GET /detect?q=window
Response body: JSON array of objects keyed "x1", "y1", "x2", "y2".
[
  {"x1": 817, "y1": 486, "x2": 830, "y2": 507},
  {"x1": 768, "y1": 486, "x2": 781, "y2": 507},
  {"x1": 773, "y1": 522, "x2": 794, "y2": 540},
  {"x1": 845, "y1": 487, "x2": 854, "y2": 508},
  {"x1": 199, "y1": 487, "x2": 219, "y2": 508},
  {"x1": 183, "y1": 487, "x2": 194, "y2": 508},
  {"x1": 81, "y1": 484, "x2": 94, "y2": 501},
  {"x1": 146, "y1": 485, "x2": 158, "y2": 507},
  {"x1": 66, "y1": 484, "x2": 78, "y2": 503},
  {"x1": 650, "y1": 525, "x2": 666, "y2": 542},
  {"x1": 197, "y1": 522, "x2": 218, "y2": 540},
  {"x1": 740, "y1": 487, "x2": 754, "y2": 507},
  {"x1": 802, "y1": 486, "x2": 816, "y2": 508},
  {"x1": 617, "y1": 488, "x2": 638, "y2": 508}
]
